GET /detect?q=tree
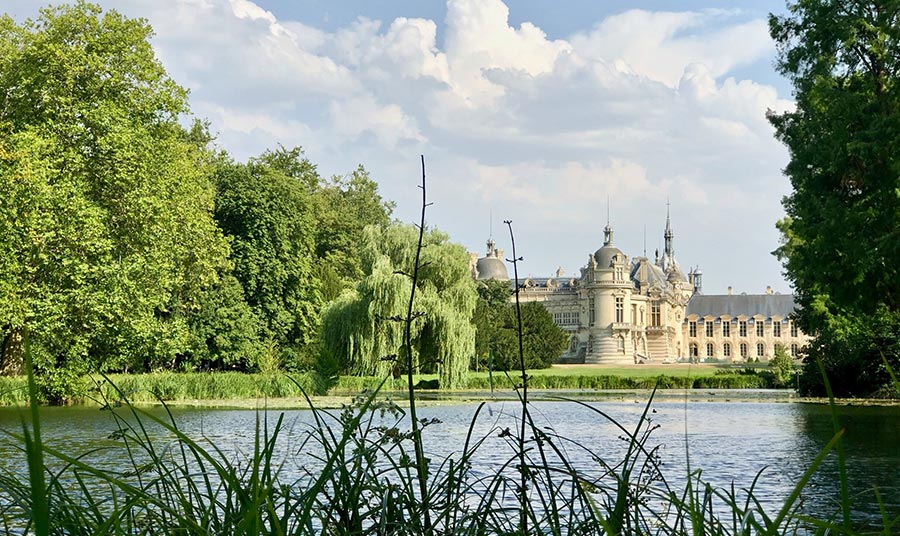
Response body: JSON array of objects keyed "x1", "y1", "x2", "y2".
[
  {"x1": 212, "y1": 150, "x2": 321, "y2": 370},
  {"x1": 321, "y1": 223, "x2": 476, "y2": 389},
  {"x1": 769, "y1": 0, "x2": 900, "y2": 395},
  {"x1": 472, "y1": 280, "x2": 513, "y2": 370},
  {"x1": 0, "y1": 3, "x2": 230, "y2": 397},
  {"x1": 312, "y1": 165, "x2": 395, "y2": 301},
  {"x1": 489, "y1": 302, "x2": 568, "y2": 371}
]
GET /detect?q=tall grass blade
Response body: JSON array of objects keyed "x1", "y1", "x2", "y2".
[
  {"x1": 765, "y1": 428, "x2": 844, "y2": 535},
  {"x1": 22, "y1": 330, "x2": 49, "y2": 536},
  {"x1": 816, "y1": 356, "x2": 851, "y2": 530},
  {"x1": 881, "y1": 352, "x2": 900, "y2": 396}
]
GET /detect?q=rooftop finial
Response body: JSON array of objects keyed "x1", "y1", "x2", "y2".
[{"x1": 486, "y1": 237, "x2": 496, "y2": 257}]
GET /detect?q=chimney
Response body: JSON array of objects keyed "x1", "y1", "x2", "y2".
[{"x1": 727, "y1": 286, "x2": 732, "y2": 296}]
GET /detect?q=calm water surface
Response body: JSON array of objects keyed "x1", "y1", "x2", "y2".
[{"x1": 0, "y1": 399, "x2": 897, "y2": 524}]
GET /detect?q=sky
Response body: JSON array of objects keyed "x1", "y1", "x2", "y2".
[{"x1": 5, "y1": 0, "x2": 798, "y2": 295}]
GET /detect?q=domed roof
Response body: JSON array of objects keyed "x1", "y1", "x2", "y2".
[
  {"x1": 475, "y1": 238, "x2": 509, "y2": 281},
  {"x1": 476, "y1": 256, "x2": 509, "y2": 281},
  {"x1": 594, "y1": 244, "x2": 624, "y2": 268}
]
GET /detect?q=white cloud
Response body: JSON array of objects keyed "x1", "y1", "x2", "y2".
[
  {"x1": 4, "y1": 0, "x2": 795, "y2": 293},
  {"x1": 570, "y1": 9, "x2": 774, "y2": 87}
]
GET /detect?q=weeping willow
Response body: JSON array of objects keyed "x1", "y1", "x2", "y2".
[{"x1": 321, "y1": 223, "x2": 476, "y2": 388}]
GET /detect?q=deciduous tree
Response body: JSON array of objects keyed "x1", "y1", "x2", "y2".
[
  {"x1": 769, "y1": 0, "x2": 900, "y2": 395},
  {"x1": 0, "y1": 4, "x2": 230, "y2": 397},
  {"x1": 321, "y1": 224, "x2": 476, "y2": 388}
]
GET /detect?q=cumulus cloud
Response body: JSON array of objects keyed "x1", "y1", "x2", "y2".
[{"x1": 4, "y1": 0, "x2": 794, "y2": 293}]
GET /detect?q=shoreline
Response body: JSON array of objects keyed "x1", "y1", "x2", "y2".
[{"x1": 141, "y1": 388, "x2": 900, "y2": 410}]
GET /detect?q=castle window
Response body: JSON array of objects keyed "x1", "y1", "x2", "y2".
[
  {"x1": 615, "y1": 297, "x2": 624, "y2": 323},
  {"x1": 739, "y1": 321, "x2": 747, "y2": 337},
  {"x1": 757, "y1": 343, "x2": 765, "y2": 357},
  {"x1": 689, "y1": 321, "x2": 697, "y2": 337},
  {"x1": 791, "y1": 344, "x2": 799, "y2": 357},
  {"x1": 553, "y1": 312, "x2": 580, "y2": 326},
  {"x1": 589, "y1": 297, "x2": 595, "y2": 327},
  {"x1": 740, "y1": 343, "x2": 748, "y2": 359},
  {"x1": 689, "y1": 343, "x2": 698, "y2": 357},
  {"x1": 773, "y1": 322, "x2": 782, "y2": 338},
  {"x1": 706, "y1": 343, "x2": 714, "y2": 357},
  {"x1": 651, "y1": 304, "x2": 661, "y2": 326},
  {"x1": 705, "y1": 321, "x2": 714, "y2": 337},
  {"x1": 722, "y1": 321, "x2": 730, "y2": 337},
  {"x1": 723, "y1": 342, "x2": 731, "y2": 358},
  {"x1": 756, "y1": 322, "x2": 764, "y2": 337},
  {"x1": 790, "y1": 321, "x2": 798, "y2": 337}
]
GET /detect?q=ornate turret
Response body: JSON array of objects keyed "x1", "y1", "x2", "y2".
[
  {"x1": 474, "y1": 237, "x2": 509, "y2": 281},
  {"x1": 594, "y1": 223, "x2": 624, "y2": 268}
]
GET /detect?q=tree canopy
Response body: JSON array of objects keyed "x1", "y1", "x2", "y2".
[
  {"x1": 0, "y1": 3, "x2": 230, "y2": 397},
  {"x1": 769, "y1": 0, "x2": 900, "y2": 395},
  {"x1": 212, "y1": 149, "x2": 321, "y2": 369},
  {"x1": 321, "y1": 224, "x2": 477, "y2": 389}
]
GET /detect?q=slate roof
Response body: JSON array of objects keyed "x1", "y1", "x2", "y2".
[
  {"x1": 686, "y1": 294, "x2": 798, "y2": 319},
  {"x1": 475, "y1": 257, "x2": 509, "y2": 281}
]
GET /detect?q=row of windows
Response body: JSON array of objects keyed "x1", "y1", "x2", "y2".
[
  {"x1": 553, "y1": 311, "x2": 581, "y2": 326},
  {"x1": 688, "y1": 320, "x2": 798, "y2": 338},
  {"x1": 688, "y1": 342, "x2": 800, "y2": 358}
]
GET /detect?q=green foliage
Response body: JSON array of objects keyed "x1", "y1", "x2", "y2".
[
  {"x1": 488, "y1": 302, "x2": 569, "y2": 371},
  {"x1": 769, "y1": 1, "x2": 900, "y2": 396},
  {"x1": 186, "y1": 274, "x2": 262, "y2": 371},
  {"x1": 0, "y1": 3, "x2": 230, "y2": 379},
  {"x1": 212, "y1": 150, "x2": 321, "y2": 369},
  {"x1": 312, "y1": 165, "x2": 395, "y2": 287},
  {"x1": 472, "y1": 280, "x2": 512, "y2": 369},
  {"x1": 798, "y1": 305, "x2": 900, "y2": 396},
  {"x1": 321, "y1": 223, "x2": 476, "y2": 388},
  {"x1": 769, "y1": 344, "x2": 797, "y2": 388}
]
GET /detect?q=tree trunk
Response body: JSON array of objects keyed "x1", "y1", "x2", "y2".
[{"x1": 1, "y1": 327, "x2": 25, "y2": 376}]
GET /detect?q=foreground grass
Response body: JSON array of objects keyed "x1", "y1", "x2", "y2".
[{"x1": 1, "y1": 378, "x2": 892, "y2": 535}]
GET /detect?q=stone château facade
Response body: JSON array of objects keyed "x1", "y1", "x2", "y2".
[{"x1": 469, "y1": 212, "x2": 809, "y2": 364}]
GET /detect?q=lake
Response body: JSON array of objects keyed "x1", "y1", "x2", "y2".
[{"x1": 0, "y1": 396, "x2": 897, "y2": 527}]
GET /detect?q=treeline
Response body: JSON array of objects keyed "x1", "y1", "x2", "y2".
[{"x1": 0, "y1": 3, "x2": 567, "y2": 402}]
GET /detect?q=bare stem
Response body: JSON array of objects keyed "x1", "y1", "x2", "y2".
[
  {"x1": 405, "y1": 155, "x2": 432, "y2": 535},
  {"x1": 504, "y1": 219, "x2": 528, "y2": 535}
]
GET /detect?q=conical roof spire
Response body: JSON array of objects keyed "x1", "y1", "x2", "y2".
[{"x1": 664, "y1": 198, "x2": 674, "y2": 259}]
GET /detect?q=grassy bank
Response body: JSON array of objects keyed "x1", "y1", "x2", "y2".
[{"x1": 0, "y1": 364, "x2": 783, "y2": 406}]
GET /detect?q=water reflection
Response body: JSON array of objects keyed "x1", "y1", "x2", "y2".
[{"x1": 0, "y1": 399, "x2": 897, "y2": 524}]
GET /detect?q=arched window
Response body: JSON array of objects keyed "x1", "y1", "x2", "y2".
[
  {"x1": 689, "y1": 343, "x2": 698, "y2": 357},
  {"x1": 757, "y1": 343, "x2": 765, "y2": 357},
  {"x1": 740, "y1": 343, "x2": 748, "y2": 359},
  {"x1": 723, "y1": 342, "x2": 731, "y2": 358},
  {"x1": 706, "y1": 343, "x2": 714, "y2": 358}
]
